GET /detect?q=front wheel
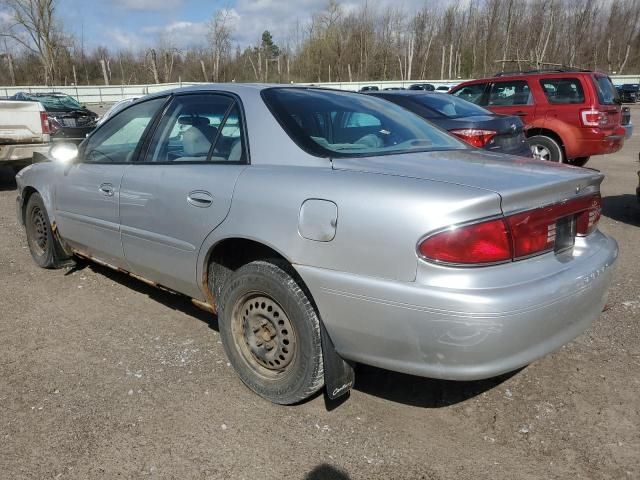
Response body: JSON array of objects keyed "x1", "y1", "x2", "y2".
[
  {"x1": 528, "y1": 135, "x2": 564, "y2": 163},
  {"x1": 218, "y1": 260, "x2": 324, "y2": 404}
]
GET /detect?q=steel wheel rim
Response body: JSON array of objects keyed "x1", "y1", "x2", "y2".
[
  {"x1": 28, "y1": 206, "x2": 48, "y2": 256},
  {"x1": 531, "y1": 144, "x2": 551, "y2": 161},
  {"x1": 231, "y1": 293, "x2": 297, "y2": 378}
]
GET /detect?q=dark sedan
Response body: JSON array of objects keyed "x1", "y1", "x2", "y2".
[
  {"x1": 617, "y1": 84, "x2": 639, "y2": 103},
  {"x1": 366, "y1": 90, "x2": 531, "y2": 156},
  {"x1": 10, "y1": 92, "x2": 98, "y2": 143}
]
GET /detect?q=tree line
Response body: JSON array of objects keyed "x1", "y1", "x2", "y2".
[{"x1": 1, "y1": 0, "x2": 639, "y2": 87}]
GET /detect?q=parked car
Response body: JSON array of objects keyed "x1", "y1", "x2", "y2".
[
  {"x1": 617, "y1": 84, "x2": 639, "y2": 103},
  {"x1": 366, "y1": 90, "x2": 531, "y2": 156},
  {"x1": 16, "y1": 85, "x2": 618, "y2": 405},
  {"x1": 622, "y1": 106, "x2": 633, "y2": 140},
  {"x1": 10, "y1": 92, "x2": 98, "y2": 143},
  {"x1": 359, "y1": 86, "x2": 379, "y2": 92},
  {"x1": 408, "y1": 83, "x2": 435, "y2": 91},
  {"x1": 97, "y1": 97, "x2": 138, "y2": 126},
  {"x1": 450, "y1": 69, "x2": 625, "y2": 166},
  {"x1": 0, "y1": 100, "x2": 51, "y2": 172}
]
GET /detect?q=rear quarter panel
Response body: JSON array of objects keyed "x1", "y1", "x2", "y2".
[{"x1": 196, "y1": 165, "x2": 503, "y2": 289}]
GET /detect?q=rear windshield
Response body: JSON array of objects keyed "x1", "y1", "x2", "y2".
[
  {"x1": 261, "y1": 88, "x2": 466, "y2": 158},
  {"x1": 594, "y1": 76, "x2": 619, "y2": 105},
  {"x1": 29, "y1": 94, "x2": 83, "y2": 110},
  {"x1": 410, "y1": 94, "x2": 492, "y2": 118},
  {"x1": 539, "y1": 78, "x2": 585, "y2": 104}
]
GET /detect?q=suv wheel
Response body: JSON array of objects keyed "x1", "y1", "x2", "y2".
[{"x1": 528, "y1": 135, "x2": 564, "y2": 163}]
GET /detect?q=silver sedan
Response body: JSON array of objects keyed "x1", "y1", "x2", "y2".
[{"x1": 15, "y1": 85, "x2": 618, "y2": 404}]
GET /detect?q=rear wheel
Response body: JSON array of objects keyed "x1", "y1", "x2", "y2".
[
  {"x1": 567, "y1": 156, "x2": 590, "y2": 167},
  {"x1": 218, "y1": 260, "x2": 324, "y2": 404},
  {"x1": 528, "y1": 135, "x2": 563, "y2": 163},
  {"x1": 24, "y1": 193, "x2": 69, "y2": 268}
]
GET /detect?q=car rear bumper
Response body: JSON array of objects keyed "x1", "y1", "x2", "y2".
[
  {"x1": 0, "y1": 143, "x2": 50, "y2": 163},
  {"x1": 296, "y1": 231, "x2": 618, "y2": 380},
  {"x1": 568, "y1": 128, "x2": 625, "y2": 158}
]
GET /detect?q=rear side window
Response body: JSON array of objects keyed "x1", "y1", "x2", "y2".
[
  {"x1": 594, "y1": 76, "x2": 619, "y2": 105},
  {"x1": 451, "y1": 83, "x2": 487, "y2": 104},
  {"x1": 262, "y1": 87, "x2": 465, "y2": 158},
  {"x1": 539, "y1": 78, "x2": 585, "y2": 104},
  {"x1": 411, "y1": 94, "x2": 492, "y2": 119},
  {"x1": 488, "y1": 80, "x2": 532, "y2": 106}
]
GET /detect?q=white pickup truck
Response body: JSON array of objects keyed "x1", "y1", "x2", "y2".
[{"x1": 0, "y1": 100, "x2": 51, "y2": 171}]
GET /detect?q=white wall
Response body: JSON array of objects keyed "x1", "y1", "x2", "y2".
[{"x1": 2, "y1": 75, "x2": 639, "y2": 104}]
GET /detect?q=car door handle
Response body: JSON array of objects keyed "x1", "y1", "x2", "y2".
[
  {"x1": 99, "y1": 183, "x2": 115, "y2": 197},
  {"x1": 513, "y1": 111, "x2": 528, "y2": 116},
  {"x1": 187, "y1": 190, "x2": 213, "y2": 208}
]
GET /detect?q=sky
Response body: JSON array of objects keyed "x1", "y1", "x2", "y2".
[{"x1": 56, "y1": 0, "x2": 429, "y2": 51}]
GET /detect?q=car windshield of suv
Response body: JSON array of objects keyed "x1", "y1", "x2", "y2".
[
  {"x1": 262, "y1": 88, "x2": 466, "y2": 158},
  {"x1": 594, "y1": 76, "x2": 619, "y2": 105},
  {"x1": 30, "y1": 94, "x2": 83, "y2": 110},
  {"x1": 410, "y1": 94, "x2": 492, "y2": 119}
]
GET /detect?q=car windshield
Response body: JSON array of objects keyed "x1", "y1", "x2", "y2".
[
  {"x1": 410, "y1": 94, "x2": 492, "y2": 119},
  {"x1": 262, "y1": 88, "x2": 466, "y2": 158},
  {"x1": 30, "y1": 94, "x2": 83, "y2": 110}
]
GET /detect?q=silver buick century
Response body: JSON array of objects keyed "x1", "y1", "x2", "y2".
[{"x1": 15, "y1": 85, "x2": 618, "y2": 404}]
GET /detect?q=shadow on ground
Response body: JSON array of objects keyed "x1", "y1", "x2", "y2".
[
  {"x1": 602, "y1": 194, "x2": 640, "y2": 227},
  {"x1": 0, "y1": 167, "x2": 17, "y2": 191},
  {"x1": 354, "y1": 363, "x2": 517, "y2": 408},
  {"x1": 305, "y1": 464, "x2": 350, "y2": 480}
]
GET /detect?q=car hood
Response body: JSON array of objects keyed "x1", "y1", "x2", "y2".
[{"x1": 331, "y1": 149, "x2": 603, "y2": 214}]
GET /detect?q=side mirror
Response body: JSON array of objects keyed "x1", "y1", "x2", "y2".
[{"x1": 50, "y1": 143, "x2": 78, "y2": 164}]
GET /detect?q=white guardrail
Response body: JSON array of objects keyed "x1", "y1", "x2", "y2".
[{"x1": 1, "y1": 75, "x2": 639, "y2": 104}]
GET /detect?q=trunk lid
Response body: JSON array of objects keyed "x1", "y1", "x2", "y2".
[{"x1": 332, "y1": 149, "x2": 603, "y2": 214}]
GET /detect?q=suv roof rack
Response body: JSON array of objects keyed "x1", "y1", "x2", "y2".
[{"x1": 494, "y1": 67, "x2": 592, "y2": 77}]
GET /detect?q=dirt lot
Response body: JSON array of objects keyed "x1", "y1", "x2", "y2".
[{"x1": 1, "y1": 107, "x2": 639, "y2": 480}]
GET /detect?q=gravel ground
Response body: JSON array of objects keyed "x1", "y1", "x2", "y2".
[{"x1": 0, "y1": 107, "x2": 639, "y2": 480}]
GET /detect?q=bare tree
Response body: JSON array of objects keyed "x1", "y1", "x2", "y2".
[
  {"x1": 0, "y1": 0, "x2": 64, "y2": 84},
  {"x1": 207, "y1": 9, "x2": 234, "y2": 82}
]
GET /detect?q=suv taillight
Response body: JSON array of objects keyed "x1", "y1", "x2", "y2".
[
  {"x1": 581, "y1": 109, "x2": 607, "y2": 127},
  {"x1": 418, "y1": 194, "x2": 601, "y2": 265},
  {"x1": 40, "y1": 111, "x2": 50, "y2": 134},
  {"x1": 449, "y1": 128, "x2": 497, "y2": 148}
]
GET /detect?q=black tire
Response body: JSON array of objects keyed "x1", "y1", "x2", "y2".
[
  {"x1": 218, "y1": 260, "x2": 324, "y2": 404},
  {"x1": 567, "y1": 156, "x2": 590, "y2": 167},
  {"x1": 527, "y1": 135, "x2": 564, "y2": 163},
  {"x1": 24, "y1": 193, "x2": 69, "y2": 269}
]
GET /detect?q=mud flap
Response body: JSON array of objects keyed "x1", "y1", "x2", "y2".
[{"x1": 320, "y1": 321, "x2": 354, "y2": 400}]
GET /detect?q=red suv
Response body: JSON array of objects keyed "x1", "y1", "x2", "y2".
[{"x1": 449, "y1": 70, "x2": 625, "y2": 166}]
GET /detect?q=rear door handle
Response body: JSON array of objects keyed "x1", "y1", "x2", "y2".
[
  {"x1": 187, "y1": 190, "x2": 213, "y2": 208},
  {"x1": 514, "y1": 111, "x2": 527, "y2": 116},
  {"x1": 99, "y1": 183, "x2": 115, "y2": 197}
]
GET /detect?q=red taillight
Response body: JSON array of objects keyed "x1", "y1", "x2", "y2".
[
  {"x1": 418, "y1": 194, "x2": 601, "y2": 265},
  {"x1": 576, "y1": 194, "x2": 601, "y2": 236},
  {"x1": 40, "y1": 111, "x2": 50, "y2": 134},
  {"x1": 580, "y1": 109, "x2": 607, "y2": 127},
  {"x1": 418, "y1": 218, "x2": 512, "y2": 265},
  {"x1": 48, "y1": 116, "x2": 61, "y2": 134},
  {"x1": 449, "y1": 128, "x2": 497, "y2": 148}
]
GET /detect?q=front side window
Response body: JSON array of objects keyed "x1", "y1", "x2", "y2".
[
  {"x1": 451, "y1": 83, "x2": 487, "y2": 104},
  {"x1": 488, "y1": 80, "x2": 532, "y2": 106},
  {"x1": 144, "y1": 94, "x2": 246, "y2": 163},
  {"x1": 539, "y1": 78, "x2": 585, "y2": 104},
  {"x1": 262, "y1": 88, "x2": 465, "y2": 158},
  {"x1": 83, "y1": 97, "x2": 165, "y2": 164}
]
